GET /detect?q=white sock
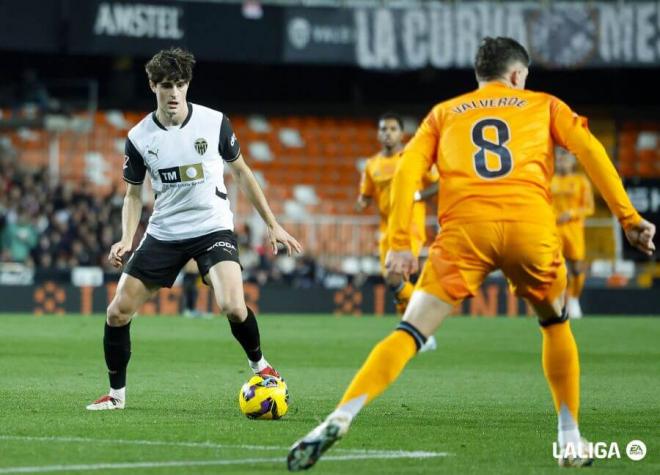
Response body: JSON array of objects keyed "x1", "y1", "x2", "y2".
[
  {"x1": 249, "y1": 357, "x2": 269, "y2": 373},
  {"x1": 109, "y1": 387, "x2": 125, "y2": 401},
  {"x1": 557, "y1": 403, "x2": 580, "y2": 447},
  {"x1": 420, "y1": 335, "x2": 438, "y2": 353},
  {"x1": 334, "y1": 395, "x2": 367, "y2": 420}
]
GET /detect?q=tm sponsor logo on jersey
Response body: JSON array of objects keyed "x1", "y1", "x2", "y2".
[
  {"x1": 158, "y1": 163, "x2": 204, "y2": 183},
  {"x1": 206, "y1": 241, "x2": 237, "y2": 253}
]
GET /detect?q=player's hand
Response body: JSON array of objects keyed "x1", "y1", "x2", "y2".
[
  {"x1": 268, "y1": 224, "x2": 303, "y2": 256},
  {"x1": 557, "y1": 211, "x2": 572, "y2": 224},
  {"x1": 108, "y1": 240, "x2": 132, "y2": 268},
  {"x1": 385, "y1": 249, "x2": 418, "y2": 279},
  {"x1": 624, "y1": 218, "x2": 656, "y2": 256},
  {"x1": 354, "y1": 198, "x2": 368, "y2": 212}
]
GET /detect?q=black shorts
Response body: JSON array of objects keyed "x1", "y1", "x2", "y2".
[{"x1": 124, "y1": 230, "x2": 240, "y2": 288}]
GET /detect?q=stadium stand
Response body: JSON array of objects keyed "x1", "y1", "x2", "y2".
[{"x1": 1, "y1": 108, "x2": 658, "y2": 275}]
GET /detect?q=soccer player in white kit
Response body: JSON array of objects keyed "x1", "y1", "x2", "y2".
[{"x1": 87, "y1": 48, "x2": 302, "y2": 410}]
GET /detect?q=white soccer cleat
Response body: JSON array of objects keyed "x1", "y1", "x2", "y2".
[
  {"x1": 86, "y1": 395, "x2": 125, "y2": 411},
  {"x1": 567, "y1": 298, "x2": 583, "y2": 319},
  {"x1": 557, "y1": 437, "x2": 594, "y2": 468},
  {"x1": 420, "y1": 335, "x2": 438, "y2": 353},
  {"x1": 287, "y1": 412, "x2": 351, "y2": 471}
]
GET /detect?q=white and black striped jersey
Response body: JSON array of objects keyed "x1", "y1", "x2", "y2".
[{"x1": 123, "y1": 103, "x2": 241, "y2": 241}]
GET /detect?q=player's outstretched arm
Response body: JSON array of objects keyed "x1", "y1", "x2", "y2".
[
  {"x1": 108, "y1": 183, "x2": 143, "y2": 268},
  {"x1": 414, "y1": 182, "x2": 439, "y2": 202},
  {"x1": 228, "y1": 154, "x2": 303, "y2": 256},
  {"x1": 388, "y1": 107, "x2": 440, "y2": 253},
  {"x1": 550, "y1": 99, "x2": 655, "y2": 255},
  {"x1": 355, "y1": 194, "x2": 371, "y2": 212}
]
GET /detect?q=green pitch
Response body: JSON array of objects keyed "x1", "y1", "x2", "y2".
[{"x1": 0, "y1": 314, "x2": 658, "y2": 474}]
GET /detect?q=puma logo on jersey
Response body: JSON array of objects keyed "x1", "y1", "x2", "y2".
[{"x1": 147, "y1": 148, "x2": 159, "y2": 158}]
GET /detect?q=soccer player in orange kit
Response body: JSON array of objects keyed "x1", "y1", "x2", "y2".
[
  {"x1": 356, "y1": 113, "x2": 438, "y2": 321},
  {"x1": 288, "y1": 37, "x2": 655, "y2": 471},
  {"x1": 552, "y1": 148, "x2": 594, "y2": 318}
]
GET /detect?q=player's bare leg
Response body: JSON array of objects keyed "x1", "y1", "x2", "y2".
[
  {"x1": 531, "y1": 294, "x2": 593, "y2": 467},
  {"x1": 206, "y1": 261, "x2": 279, "y2": 378},
  {"x1": 287, "y1": 291, "x2": 452, "y2": 471},
  {"x1": 87, "y1": 274, "x2": 157, "y2": 410},
  {"x1": 384, "y1": 271, "x2": 437, "y2": 352}
]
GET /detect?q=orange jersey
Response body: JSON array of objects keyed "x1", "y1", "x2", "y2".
[
  {"x1": 389, "y1": 81, "x2": 641, "y2": 250},
  {"x1": 360, "y1": 152, "x2": 438, "y2": 227},
  {"x1": 551, "y1": 173, "x2": 594, "y2": 224}
]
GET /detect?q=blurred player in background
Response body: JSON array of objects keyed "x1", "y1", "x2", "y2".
[
  {"x1": 182, "y1": 260, "x2": 203, "y2": 318},
  {"x1": 87, "y1": 47, "x2": 302, "y2": 411},
  {"x1": 356, "y1": 113, "x2": 438, "y2": 317},
  {"x1": 552, "y1": 148, "x2": 594, "y2": 318},
  {"x1": 288, "y1": 37, "x2": 655, "y2": 471}
]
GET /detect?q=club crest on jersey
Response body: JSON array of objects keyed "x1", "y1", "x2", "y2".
[
  {"x1": 158, "y1": 163, "x2": 205, "y2": 183},
  {"x1": 194, "y1": 138, "x2": 208, "y2": 155}
]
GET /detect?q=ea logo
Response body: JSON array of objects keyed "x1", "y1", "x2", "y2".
[
  {"x1": 288, "y1": 17, "x2": 311, "y2": 50},
  {"x1": 626, "y1": 440, "x2": 646, "y2": 461}
]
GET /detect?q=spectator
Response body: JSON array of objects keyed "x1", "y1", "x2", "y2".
[{"x1": 1, "y1": 210, "x2": 38, "y2": 264}]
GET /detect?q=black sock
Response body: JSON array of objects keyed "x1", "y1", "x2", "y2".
[
  {"x1": 229, "y1": 307, "x2": 262, "y2": 362},
  {"x1": 184, "y1": 274, "x2": 198, "y2": 311},
  {"x1": 396, "y1": 321, "x2": 427, "y2": 351},
  {"x1": 104, "y1": 322, "x2": 131, "y2": 390}
]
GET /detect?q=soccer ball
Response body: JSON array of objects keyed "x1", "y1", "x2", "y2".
[{"x1": 238, "y1": 375, "x2": 289, "y2": 420}]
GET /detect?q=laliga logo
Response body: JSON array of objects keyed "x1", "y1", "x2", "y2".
[{"x1": 553, "y1": 440, "x2": 646, "y2": 461}]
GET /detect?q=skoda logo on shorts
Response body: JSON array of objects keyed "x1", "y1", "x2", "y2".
[{"x1": 194, "y1": 138, "x2": 208, "y2": 155}]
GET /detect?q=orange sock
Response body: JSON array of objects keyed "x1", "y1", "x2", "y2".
[
  {"x1": 572, "y1": 273, "x2": 586, "y2": 299},
  {"x1": 566, "y1": 274, "x2": 575, "y2": 298},
  {"x1": 541, "y1": 321, "x2": 580, "y2": 422},
  {"x1": 339, "y1": 330, "x2": 417, "y2": 407},
  {"x1": 395, "y1": 281, "x2": 414, "y2": 303}
]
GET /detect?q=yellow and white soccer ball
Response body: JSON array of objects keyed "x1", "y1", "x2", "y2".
[{"x1": 238, "y1": 375, "x2": 289, "y2": 420}]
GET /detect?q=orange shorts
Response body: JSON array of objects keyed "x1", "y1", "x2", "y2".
[
  {"x1": 416, "y1": 221, "x2": 566, "y2": 306},
  {"x1": 379, "y1": 220, "x2": 426, "y2": 273},
  {"x1": 557, "y1": 222, "x2": 585, "y2": 261}
]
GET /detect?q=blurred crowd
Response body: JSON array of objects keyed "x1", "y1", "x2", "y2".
[
  {"x1": 0, "y1": 139, "x2": 124, "y2": 271},
  {"x1": 0, "y1": 140, "x2": 330, "y2": 286}
]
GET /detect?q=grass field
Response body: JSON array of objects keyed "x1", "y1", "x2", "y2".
[{"x1": 0, "y1": 314, "x2": 658, "y2": 474}]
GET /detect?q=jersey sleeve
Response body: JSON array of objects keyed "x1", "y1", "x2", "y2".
[
  {"x1": 579, "y1": 176, "x2": 595, "y2": 218},
  {"x1": 550, "y1": 98, "x2": 641, "y2": 230},
  {"x1": 123, "y1": 138, "x2": 147, "y2": 185},
  {"x1": 359, "y1": 162, "x2": 375, "y2": 197},
  {"x1": 219, "y1": 115, "x2": 241, "y2": 162},
  {"x1": 389, "y1": 106, "x2": 441, "y2": 250},
  {"x1": 422, "y1": 164, "x2": 440, "y2": 187}
]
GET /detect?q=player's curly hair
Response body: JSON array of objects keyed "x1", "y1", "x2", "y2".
[
  {"x1": 145, "y1": 47, "x2": 196, "y2": 84},
  {"x1": 474, "y1": 37, "x2": 530, "y2": 81}
]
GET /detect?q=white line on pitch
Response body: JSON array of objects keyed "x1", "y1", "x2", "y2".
[
  {"x1": 0, "y1": 452, "x2": 447, "y2": 474},
  {"x1": 0, "y1": 435, "x2": 448, "y2": 457}
]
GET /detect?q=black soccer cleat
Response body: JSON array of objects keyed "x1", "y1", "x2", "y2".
[{"x1": 287, "y1": 413, "x2": 350, "y2": 471}]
